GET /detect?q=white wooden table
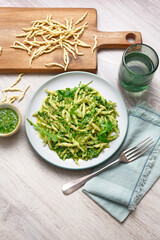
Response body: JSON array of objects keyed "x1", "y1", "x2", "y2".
[{"x1": 0, "y1": 1, "x2": 160, "y2": 239}]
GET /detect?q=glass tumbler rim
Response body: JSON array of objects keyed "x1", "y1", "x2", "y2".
[{"x1": 122, "y1": 43, "x2": 159, "y2": 76}]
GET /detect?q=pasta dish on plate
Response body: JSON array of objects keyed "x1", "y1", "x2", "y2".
[{"x1": 28, "y1": 81, "x2": 119, "y2": 165}]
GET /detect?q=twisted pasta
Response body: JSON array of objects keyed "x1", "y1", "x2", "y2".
[{"x1": 28, "y1": 81, "x2": 119, "y2": 165}]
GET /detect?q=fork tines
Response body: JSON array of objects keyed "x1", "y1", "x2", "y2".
[{"x1": 124, "y1": 137, "x2": 154, "y2": 162}]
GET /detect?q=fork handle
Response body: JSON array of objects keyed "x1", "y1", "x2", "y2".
[{"x1": 62, "y1": 158, "x2": 120, "y2": 195}]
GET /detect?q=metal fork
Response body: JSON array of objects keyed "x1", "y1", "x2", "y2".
[{"x1": 62, "y1": 137, "x2": 154, "y2": 195}]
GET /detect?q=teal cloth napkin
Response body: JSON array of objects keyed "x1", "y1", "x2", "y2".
[{"x1": 83, "y1": 103, "x2": 160, "y2": 222}]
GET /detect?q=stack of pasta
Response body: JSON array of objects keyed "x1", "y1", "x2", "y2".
[{"x1": 11, "y1": 12, "x2": 97, "y2": 71}]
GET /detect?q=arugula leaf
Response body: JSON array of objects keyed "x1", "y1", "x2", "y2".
[
  {"x1": 100, "y1": 120, "x2": 113, "y2": 132},
  {"x1": 80, "y1": 80, "x2": 93, "y2": 90},
  {"x1": 27, "y1": 119, "x2": 58, "y2": 143},
  {"x1": 57, "y1": 93, "x2": 63, "y2": 101},
  {"x1": 82, "y1": 113, "x2": 92, "y2": 124},
  {"x1": 86, "y1": 148, "x2": 99, "y2": 159},
  {"x1": 70, "y1": 105, "x2": 78, "y2": 116},
  {"x1": 93, "y1": 95, "x2": 104, "y2": 105},
  {"x1": 98, "y1": 120, "x2": 114, "y2": 142},
  {"x1": 57, "y1": 87, "x2": 77, "y2": 98}
]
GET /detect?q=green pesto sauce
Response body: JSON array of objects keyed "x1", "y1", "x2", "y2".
[{"x1": 0, "y1": 108, "x2": 19, "y2": 134}]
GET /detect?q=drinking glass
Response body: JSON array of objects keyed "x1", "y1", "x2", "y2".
[{"x1": 119, "y1": 43, "x2": 159, "y2": 92}]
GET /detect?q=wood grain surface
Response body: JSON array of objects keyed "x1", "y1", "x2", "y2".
[
  {"x1": 0, "y1": 1, "x2": 160, "y2": 240},
  {"x1": 0, "y1": 7, "x2": 141, "y2": 73}
]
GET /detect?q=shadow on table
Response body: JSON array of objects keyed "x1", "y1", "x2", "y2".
[
  {"x1": 26, "y1": 137, "x2": 91, "y2": 180},
  {"x1": 117, "y1": 79, "x2": 152, "y2": 107}
]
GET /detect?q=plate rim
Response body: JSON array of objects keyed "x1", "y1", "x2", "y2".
[{"x1": 25, "y1": 71, "x2": 128, "y2": 170}]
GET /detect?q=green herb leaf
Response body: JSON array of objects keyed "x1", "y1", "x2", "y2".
[
  {"x1": 27, "y1": 119, "x2": 58, "y2": 143},
  {"x1": 98, "y1": 120, "x2": 114, "y2": 142}
]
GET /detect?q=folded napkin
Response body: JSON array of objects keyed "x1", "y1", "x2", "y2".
[{"x1": 83, "y1": 103, "x2": 160, "y2": 222}]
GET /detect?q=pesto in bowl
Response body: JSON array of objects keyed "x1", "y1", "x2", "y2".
[{"x1": 0, "y1": 103, "x2": 21, "y2": 137}]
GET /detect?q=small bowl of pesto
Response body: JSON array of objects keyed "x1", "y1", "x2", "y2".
[{"x1": 0, "y1": 103, "x2": 22, "y2": 137}]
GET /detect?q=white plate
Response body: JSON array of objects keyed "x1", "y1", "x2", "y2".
[{"x1": 25, "y1": 71, "x2": 128, "y2": 170}]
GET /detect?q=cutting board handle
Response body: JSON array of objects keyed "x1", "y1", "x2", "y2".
[{"x1": 96, "y1": 31, "x2": 142, "y2": 49}]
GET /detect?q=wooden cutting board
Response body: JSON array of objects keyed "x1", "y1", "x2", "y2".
[{"x1": 0, "y1": 7, "x2": 142, "y2": 73}]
